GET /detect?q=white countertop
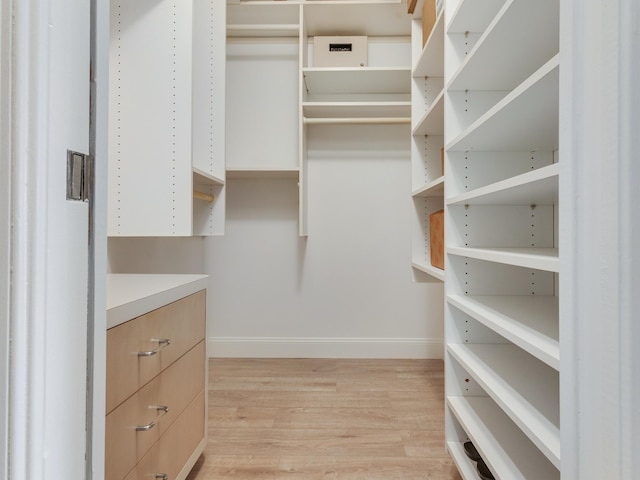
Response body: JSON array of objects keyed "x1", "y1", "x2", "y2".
[{"x1": 107, "y1": 274, "x2": 209, "y2": 329}]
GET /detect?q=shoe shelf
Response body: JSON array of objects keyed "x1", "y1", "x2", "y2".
[
  {"x1": 446, "y1": 55, "x2": 559, "y2": 152},
  {"x1": 412, "y1": 175, "x2": 444, "y2": 198},
  {"x1": 446, "y1": 0, "x2": 505, "y2": 35},
  {"x1": 447, "y1": 163, "x2": 558, "y2": 207},
  {"x1": 448, "y1": 343, "x2": 560, "y2": 468},
  {"x1": 447, "y1": 295, "x2": 559, "y2": 370},
  {"x1": 447, "y1": 247, "x2": 559, "y2": 273},
  {"x1": 412, "y1": 88, "x2": 444, "y2": 136},
  {"x1": 446, "y1": 441, "x2": 481, "y2": 479},
  {"x1": 447, "y1": 0, "x2": 559, "y2": 92},
  {"x1": 447, "y1": 396, "x2": 560, "y2": 480}
]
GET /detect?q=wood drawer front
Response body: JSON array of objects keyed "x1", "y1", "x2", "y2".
[
  {"x1": 105, "y1": 376, "x2": 161, "y2": 480},
  {"x1": 106, "y1": 341, "x2": 205, "y2": 480},
  {"x1": 123, "y1": 391, "x2": 206, "y2": 480},
  {"x1": 106, "y1": 290, "x2": 206, "y2": 413}
]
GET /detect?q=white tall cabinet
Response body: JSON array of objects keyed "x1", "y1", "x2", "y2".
[
  {"x1": 438, "y1": 0, "x2": 561, "y2": 478},
  {"x1": 108, "y1": 0, "x2": 226, "y2": 237}
]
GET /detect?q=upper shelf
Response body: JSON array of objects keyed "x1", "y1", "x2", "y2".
[
  {"x1": 447, "y1": 56, "x2": 559, "y2": 152},
  {"x1": 303, "y1": 2, "x2": 410, "y2": 37},
  {"x1": 447, "y1": 0, "x2": 505, "y2": 34},
  {"x1": 448, "y1": 0, "x2": 559, "y2": 91},
  {"x1": 193, "y1": 167, "x2": 225, "y2": 186},
  {"x1": 412, "y1": 88, "x2": 444, "y2": 136},
  {"x1": 227, "y1": 3, "x2": 300, "y2": 37},
  {"x1": 303, "y1": 102, "x2": 410, "y2": 119},
  {"x1": 303, "y1": 67, "x2": 411, "y2": 96},
  {"x1": 413, "y1": 9, "x2": 444, "y2": 78},
  {"x1": 447, "y1": 163, "x2": 559, "y2": 206},
  {"x1": 412, "y1": 175, "x2": 444, "y2": 198},
  {"x1": 447, "y1": 246, "x2": 560, "y2": 273}
]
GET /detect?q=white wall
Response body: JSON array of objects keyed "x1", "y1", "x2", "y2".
[{"x1": 205, "y1": 123, "x2": 444, "y2": 358}]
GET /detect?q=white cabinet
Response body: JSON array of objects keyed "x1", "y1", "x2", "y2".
[
  {"x1": 442, "y1": 0, "x2": 560, "y2": 478},
  {"x1": 108, "y1": 0, "x2": 226, "y2": 237}
]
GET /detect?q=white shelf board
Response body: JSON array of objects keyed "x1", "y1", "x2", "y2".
[
  {"x1": 448, "y1": 396, "x2": 560, "y2": 480},
  {"x1": 447, "y1": 163, "x2": 559, "y2": 206},
  {"x1": 193, "y1": 167, "x2": 225, "y2": 186},
  {"x1": 303, "y1": 67, "x2": 411, "y2": 95},
  {"x1": 413, "y1": 10, "x2": 444, "y2": 78},
  {"x1": 447, "y1": 247, "x2": 559, "y2": 273},
  {"x1": 227, "y1": 3, "x2": 300, "y2": 36},
  {"x1": 412, "y1": 176, "x2": 444, "y2": 197},
  {"x1": 448, "y1": 0, "x2": 559, "y2": 91},
  {"x1": 411, "y1": 261, "x2": 445, "y2": 282},
  {"x1": 303, "y1": 101, "x2": 410, "y2": 119},
  {"x1": 446, "y1": 442, "x2": 481, "y2": 480},
  {"x1": 303, "y1": 2, "x2": 410, "y2": 37},
  {"x1": 412, "y1": 88, "x2": 444, "y2": 135},
  {"x1": 447, "y1": 295, "x2": 559, "y2": 370},
  {"x1": 447, "y1": 0, "x2": 506, "y2": 34},
  {"x1": 447, "y1": 56, "x2": 559, "y2": 152},
  {"x1": 448, "y1": 343, "x2": 560, "y2": 468},
  {"x1": 226, "y1": 168, "x2": 299, "y2": 179}
]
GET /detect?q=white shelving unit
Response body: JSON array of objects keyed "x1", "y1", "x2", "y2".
[
  {"x1": 228, "y1": 1, "x2": 412, "y2": 237},
  {"x1": 108, "y1": 0, "x2": 226, "y2": 237},
  {"x1": 443, "y1": 0, "x2": 561, "y2": 478},
  {"x1": 410, "y1": 6, "x2": 445, "y2": 282}
]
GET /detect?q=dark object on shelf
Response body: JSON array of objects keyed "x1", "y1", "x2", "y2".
[
  {"x1": 477, "y1": 459, "x2": 496, "y2": 480},
  {"x1": 463, "y1": 441, "x2": 482, "y2": 462}
]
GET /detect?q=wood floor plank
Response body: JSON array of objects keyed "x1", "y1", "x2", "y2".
[{"x1": 186, "y1": 358, "x2": 460, "y2": 480}]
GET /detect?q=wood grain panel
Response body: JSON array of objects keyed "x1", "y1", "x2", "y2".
[{"x1": 186, "y1": 358, "x2": 461, "y2": 480}]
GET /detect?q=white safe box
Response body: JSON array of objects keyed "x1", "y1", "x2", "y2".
[{"x1": 313, "y1": 36, "x2": 368, "y2": 67}]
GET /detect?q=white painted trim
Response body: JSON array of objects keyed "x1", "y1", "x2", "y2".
[
  {"x1": 0, "y1": 0, "x2": 12, "y2": 475},
  {"x1": 208, "y1": 336, "x2": 444, "y2": 359}
]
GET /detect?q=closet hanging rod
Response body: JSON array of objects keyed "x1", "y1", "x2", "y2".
[
  {"x1": 303, "y1": 117, "x2": 411, "y2": 125},
  {"x1": 193, "y1": 190, "x2": 215, "y2": 203},
  {"x1": 227, "y1": 24, "x2": 299, "y2": 32}
]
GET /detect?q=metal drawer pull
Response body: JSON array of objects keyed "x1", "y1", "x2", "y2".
[
  {"x1": 137, "y1": 338, "x2": 171, "y2": 357},
  {"x1": 135, "y1": 405, "x2": 169, "y2": 431},
  {"x1": 155, "y1": 474, "x2": 168, "y2": 480}
]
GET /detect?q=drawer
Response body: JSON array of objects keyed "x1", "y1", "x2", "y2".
[
  {"x1": 106, "y1": 290, "x2": 205, "y2": 413},
  {"x1": 106, "y1": 341, "x2": 205, "y2": 480},
  {"x1": 123, "y1": 391, "x2": 206, "y2": 480}
]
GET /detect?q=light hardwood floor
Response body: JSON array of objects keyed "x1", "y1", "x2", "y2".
[{"x1": 186, "y1": 358, "x2": 462, "y2": 480}]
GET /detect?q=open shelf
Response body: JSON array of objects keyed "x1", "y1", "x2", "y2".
[
  {"x1": 303, "y1": 2, "x2": 410, "y2": 37},
  {"x1": 448, "y1": 0, "x2": 559, "y2": 91},
  {"x1": 447, "y1": 295, "x2": 559, "y2": 370},
  {"x1": 412, "y1": 88, "x2": 444, "y2": 136},
  {"x1": 447, "y1": 163, "x2": 558, "y2": 206},
  {"x1": 447, "y1": 0, "x2": 506, "y2": 34},
  {"x1": 448, "y1": 344, "x2": 560, "y2": 468},
  {"x1": 412, "y1": 261, "x2": 445, "y2": 282},
  {"x1": 226, "y1": 168, "x2": 299, "y2": 179},
  {"x1": 447, "y1": 247, "x2": 559, "y2": 272},
  {"x1": 193, "y1": 167, "x2": 224, "y2": 186},
  {"x1": 227, "y1": 3, "x2": 300, "y2": 37},
  {"x1": 303, "y1": 102, "x2": 410, "y2": 119},
  {"x1": 412, "y1": 176, "x2": 444, "y2": 198},
  {"x1": 303, "y1": 67, "x2": 411, "y2": 96},
  {"x1": 413, "y1": 10, "x2": 445, "y2": 78},
  {"x1": 448, "y1": 396, "x2": 560, "y2": 480},
  {"x1": 447, "y1": 56, "x2": 559, "y2": 152},
  {"x1": 446, "y1": 441, "x2": 482, "y2": 479}
]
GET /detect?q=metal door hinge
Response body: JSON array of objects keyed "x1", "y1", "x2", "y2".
[{"x1": 66, "y1": 150, "x2": 91, "y2": 202}]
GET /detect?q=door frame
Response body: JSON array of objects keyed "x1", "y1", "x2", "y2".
[{"x1": 4, "y1": 0, "x2": 108, "y2": 477}]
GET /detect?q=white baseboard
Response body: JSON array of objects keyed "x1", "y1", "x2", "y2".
[{"x1": 207, "y1": 337, "x2": 444, "y2": 359}]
